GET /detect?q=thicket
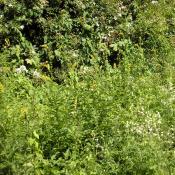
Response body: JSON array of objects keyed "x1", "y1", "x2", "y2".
[
  {"x1": 0, "y1": 0, "x2": 175, "y2": 81},
  {"x1": 0, "y1": 0, "x2": 175, "y2": 174}
]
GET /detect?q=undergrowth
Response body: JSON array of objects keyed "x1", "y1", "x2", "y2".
[
  {"x1": 1, "y1": 53, "x2": 175, "y2": 174},
  {"x1": 1, "y1": 0, "x2": 175, "y2": 174}
]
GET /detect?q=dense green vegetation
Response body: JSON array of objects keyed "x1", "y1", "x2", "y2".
[{"x1": 1, "y1": 0, "x2": 175, "y2": 174}]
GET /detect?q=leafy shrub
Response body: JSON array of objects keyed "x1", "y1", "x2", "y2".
[{"x1": 0, "y1": 0, "x2": 175, "y2": 81}]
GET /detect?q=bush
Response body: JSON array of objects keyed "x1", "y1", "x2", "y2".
[{"x1": 0, "y1": 0, "x2": 175, "y2": 81}]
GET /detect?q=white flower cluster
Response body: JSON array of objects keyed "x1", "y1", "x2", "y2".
[
  {"x1": 79, "y1": 66, "x2": 95, "y2": 75},
  {"x1": 33, "y1": 70, "x2": 40, "y2": 79},
  {"x1": 15, "y1": 66, "x2": 40, "y2": 79},
  {"x1": 15, "y1": 65, "x2": 28, "y2": 74},
  {"x1": 117, "y1": 2, "x2": 127, "y2": 17},
  {"x1": 126, "y1": 109, "x2": 162, "y2": 138}
]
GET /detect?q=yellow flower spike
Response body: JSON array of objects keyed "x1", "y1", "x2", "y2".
[
  {"x1": 0, "y1": 67, "x2": 10, "y2": 73},
  {"x1": 0, "y1": 83, "x2": 4, "y2": 93},
  {"x1": 5, "y1": 38, "x2": 10, "y2": 47},
  {"x1": 40, "y1": 74, "x2": 51, "y2": 81},
  {"x1": 40, "y1": 44, "x2": 48, "y2": 49},
  {"x1": 20, "y1": 107, "x2": 28, "y2": 118},
  {"x1": 40, "y1": 61, "x2": 50, "y2": 71}
]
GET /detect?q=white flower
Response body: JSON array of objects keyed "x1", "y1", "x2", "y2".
[
  {"x1": 15, "y1": 65, "x2": 28, "y2": 73},
  {"x1": 102, "y1": 36, "x2": 107, "y2": 40},
  {"x1": 120, "y1": 5, "x2": 126, "y2": 10},
  {"x1": 20, "y1": 25, "x2": 24, "y2": 30},
  {"x1": 151, "y1": 1, "x2": 158, "y2": 4},
  {"x1": 8, "y1": 4, "x2": 13, "y2": 7},
  {"x1": 126, "y1": 22, "x2": 132, "y2": 28},
  {"x1": 15, "y1": 68, "x2": 21, "y2": 73},
  {"x1": 118, "y1": 13, "x2": 122, "y2": 17},
  {"x1": 20, "y1": 65, "x2": 27, "y2": 72},
  {"x1": 33, "y1": 70, "x2": 40, "y2": 78},
  {"x1": 114, "y1": 16, "x2": 118, "y2": 20},
  {"x1": 96, "y1": 22, "x2": 99, "y2": 27},
  {"x1": 72, "y1": 52, "x2": 78, "y2": 57}
]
